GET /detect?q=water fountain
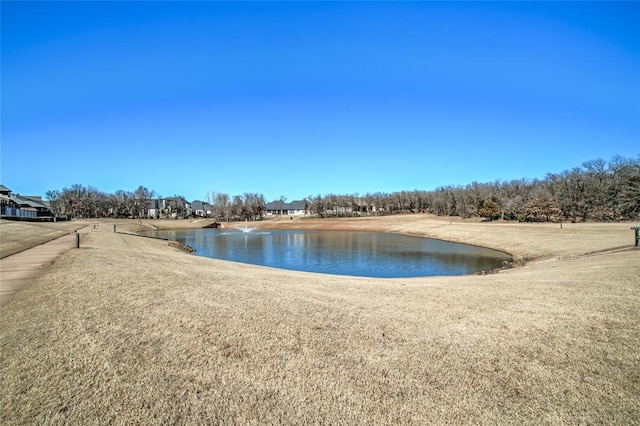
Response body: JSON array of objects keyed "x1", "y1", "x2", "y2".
[{"x1": 237, "y1": 219, "x2": 254, "y2": 234}]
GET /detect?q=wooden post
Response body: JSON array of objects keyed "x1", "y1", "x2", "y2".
[
  {"x1": 632, "y1": 227, "x2": 640, "y2": 247},
  {"x1": 113, "y1": 224, "x2": 117, "y2": 233},
  {"x1": 75, "y1": 233, "x2": 80, "y2": 249}
]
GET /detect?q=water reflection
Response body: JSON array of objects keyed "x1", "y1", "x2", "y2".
[{"x1": 146, "y1": 229, "x2": 511, "y2": 278}]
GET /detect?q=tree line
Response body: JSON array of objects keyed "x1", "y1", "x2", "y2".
[
  {"x1": 205, "y1": 192, "x2": 266, "y2": 222},
  {"x1": 45, "y1": 185, "x2": 268, "y2": 221},
  {"x1": 46, "y1": 185, "x2": 160, "y2": 219},
  {"x1": 323, "y1": 156, "x2": 639, "y2": 221},
  {"x1": 46, "y1": 156, "x2": 639, "y2": 222},
  {"x1": 308, "y1": 156, "x2": 639, "y2": 222}
]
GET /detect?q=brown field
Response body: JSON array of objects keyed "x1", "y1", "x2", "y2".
[{"x1": 1, "y1": 215, "x2": 638, "y2": 424}]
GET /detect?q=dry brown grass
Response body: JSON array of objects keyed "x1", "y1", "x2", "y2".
[
  {"x1": 1, "y1": 215, "x2": 638, "y2": 424},
  {"x1": 0, "y1": 219, "x2": 91, "y2": 258}
]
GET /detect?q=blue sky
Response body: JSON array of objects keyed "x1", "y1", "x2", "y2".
[{"x1": 2, "y1": 1, "x2": 639, "y2": 202}]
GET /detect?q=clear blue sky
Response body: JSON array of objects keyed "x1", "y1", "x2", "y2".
[{"x1": 2, "y1": 1, "x2": 639, "y2": 202}]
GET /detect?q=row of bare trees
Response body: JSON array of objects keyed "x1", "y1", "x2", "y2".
[
  {"x1": 45, "y1": 185, "x2": 268, "y2": 221},
  {"x1": 206, "y1": 192, "x2": 266, "y2": 221},
  {"x1": 302, "y1": 156, "x2": 639, "y2": 222},
  {"x1": 47, "y1": 185, "x2": 165, "y2": 219},
  {"x1": 46, "y1": 156, "x2": 639, "y2": 222}
]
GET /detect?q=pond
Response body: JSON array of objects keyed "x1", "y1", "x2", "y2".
[{"x1": 145, "y1": 228, "x2": 511, "y2": 278}]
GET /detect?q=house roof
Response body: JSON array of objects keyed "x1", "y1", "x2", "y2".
[
  {"x1": 191, "y1": 201, "x2": 205, "y2": 211},
  {"x1": 165, "y1": 196, "x2": 187, "y2": 203},
  {"x1": 23, "y1": 196, "x2": 43, "y2": 203},
  {"x1": 0, "y1": 186, "x2": 50, "y2": 211},
  {"x1": 23, "y1": 196, "x2": 50, "y2": 209},
  {"x1": 288, "y1": 200, "x2": 304, "y2": 210},
  {"x1": 11, "y1": 194, "x2": 48, "y2": 209},
  {"x1": 266, "y1": 200, "x2": 305, "y2": 210}
]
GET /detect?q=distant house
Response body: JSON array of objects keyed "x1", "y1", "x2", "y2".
[
  {"x1": 191, "y1": 200, "x2": 207, "y2": 217},
  {"x1": 0, "y1": 185, "x2": 16, "y2": 217},
  {"x1": 0, "y1": 185, "x2": 53, "y2": 220},
  {"x1": 354, "y1": 197, "x2": 380, "y2": 214},
  {"x1": 16, "y1": 195, "x2": 50, "y2": 216},
  {"x1": 147, "y1": 199, "x2": 163, "y2": 219},
  {"x1": 325, "y1": 198, "x2": 380, "y2": 216},
  {"x1": 163, "y1": 196, "x2": 191, "y2": 219},
  {"x1": 191, "y1": 200, "x2": 209, "y2": 217},
  {"x1": 265, "y1": 200, "x2": 306, "y2": 216}
]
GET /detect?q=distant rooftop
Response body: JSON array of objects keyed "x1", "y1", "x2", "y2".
[{"x1": 266, "y1": 200, "x2": 305, "y2": 210}]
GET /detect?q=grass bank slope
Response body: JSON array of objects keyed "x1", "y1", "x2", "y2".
[
  {"x1": 0, "y1": 219, "x2": 91, "y2": 258},
  {"x1": 1, "y1": 217, "x2": 638, "y2": 424}
]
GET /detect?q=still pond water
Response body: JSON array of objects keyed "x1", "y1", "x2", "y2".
[{"x1": 147, "y1": 229, "x2": 511, "y2": 278}]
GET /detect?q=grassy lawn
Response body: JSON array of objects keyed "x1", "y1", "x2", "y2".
[{"x1": 1, "y1": 216, "x2": 638, "y2": 424}]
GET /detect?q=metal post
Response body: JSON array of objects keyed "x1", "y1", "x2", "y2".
[
  {"x1": 114, "y1": 224, "x2": 117, "y2": 233},
  {"x1": 631, "y1": 227, "x2": 640, "y2": 247},
  {"x1": 76, "y1": 233, "x2": 80, "y2": 249}
]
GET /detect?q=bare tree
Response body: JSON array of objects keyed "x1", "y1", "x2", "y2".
[
  {"x1": 133, "y1": 186, "x2": 154, "y2": 219},
  {"x1": 45, "y1": 190, "x2": 61, "y2": 215},
  {"x1": 214, "y1": 192, "x2": 231, "y2": 222}
]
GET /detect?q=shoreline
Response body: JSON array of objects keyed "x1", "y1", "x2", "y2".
[
  {"x1": 130, "y1": 214, "x2": 633, "y2": 264},
  {"x1": 137, "y1": 219, "x2": 517, "y2": 277}
]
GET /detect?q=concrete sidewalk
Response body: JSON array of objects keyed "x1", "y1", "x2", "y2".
[{"x1": 0, "y1": 225, "x2": 94, "y2": 308}]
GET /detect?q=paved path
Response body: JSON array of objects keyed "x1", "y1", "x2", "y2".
[{"x1": 0, "y1": 225, "x2": 94, "y2": 308}]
